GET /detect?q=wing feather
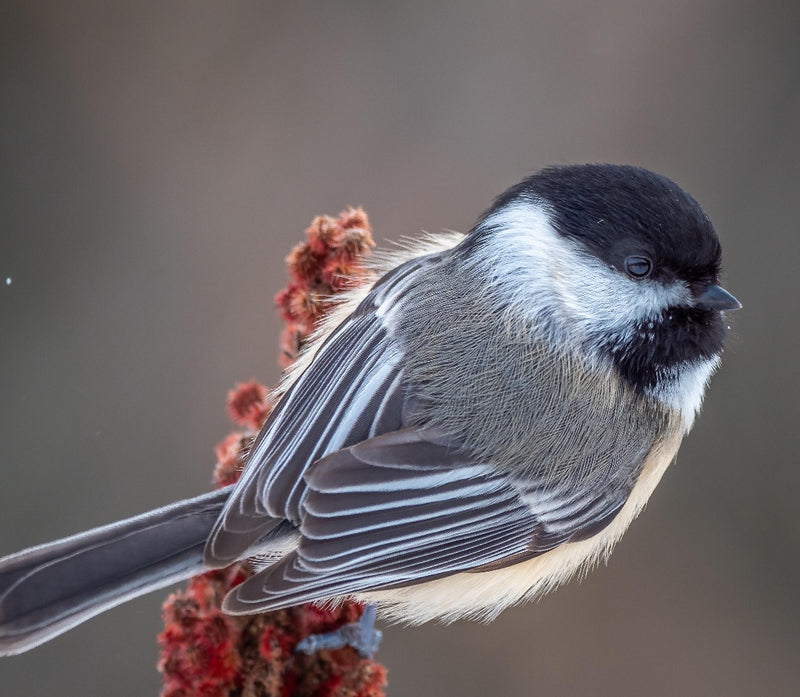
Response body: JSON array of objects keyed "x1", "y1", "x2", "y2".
[
  {"x1": 204, "y1": 255, "x2": 439, "y2": 567},
  {"x1": 223, "y1": 427, "x2": 634, "y2": 613},
  {"x1": 223, "y1": 429, "x2": 538, "y2": 611}
]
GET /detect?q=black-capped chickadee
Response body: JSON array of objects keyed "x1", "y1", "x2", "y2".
[{"x1": 0, "y1": 164, "x2": 740, "y2": 655}]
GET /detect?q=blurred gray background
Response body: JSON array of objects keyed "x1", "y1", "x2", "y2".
[{"x1": 1, "y1": 2, "x2": 798, "y2": 695}]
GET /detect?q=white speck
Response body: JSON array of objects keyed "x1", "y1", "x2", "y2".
[{"x1": 4, "y1": 277, "x2": 10, "y2": 286}]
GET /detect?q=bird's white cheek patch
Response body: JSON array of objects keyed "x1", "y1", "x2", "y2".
[{"x1": 473, "y1": 203, "x2": 691, "y2": 351}]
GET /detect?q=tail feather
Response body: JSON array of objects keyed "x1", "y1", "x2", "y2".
[{"x1": 0, "y1": 486, "x2": 233, "y2": 656}]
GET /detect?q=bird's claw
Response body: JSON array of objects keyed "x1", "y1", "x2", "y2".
[{"x1": 295, "y1": 604, "x2": 383, "y2": 658}]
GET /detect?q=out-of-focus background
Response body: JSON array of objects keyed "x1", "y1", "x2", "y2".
[{"x1": 1, "y1": 2, "x2": 798, "y2": 695}]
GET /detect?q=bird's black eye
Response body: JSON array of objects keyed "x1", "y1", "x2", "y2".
[{"x1": 624, "y1": 255, "x2": 652, "y2": 278}]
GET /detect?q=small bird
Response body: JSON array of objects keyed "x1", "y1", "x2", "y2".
[{"x1": 0, "y1": 164, "x2": 740, "y2": 657}]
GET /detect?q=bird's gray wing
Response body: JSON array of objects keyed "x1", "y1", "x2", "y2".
[
  {"x1": 223, "y1": 427, "x2": 629, "y2": 612},
  {"x1": 204, "y1": 255, "x2": 438, "y2": 567}
]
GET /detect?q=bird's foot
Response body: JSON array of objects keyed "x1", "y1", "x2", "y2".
[{"x1": 295, "y1": 604, "x2": 382, "y2": 658}]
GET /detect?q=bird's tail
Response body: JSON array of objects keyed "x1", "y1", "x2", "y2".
[{"x1": 0, "y1": 486, "x2": 233, "y2": 656}]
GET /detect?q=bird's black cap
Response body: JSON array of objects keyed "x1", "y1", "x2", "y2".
[{"x1": 482, "y1": 163, "x2": 723, "y2": 289}]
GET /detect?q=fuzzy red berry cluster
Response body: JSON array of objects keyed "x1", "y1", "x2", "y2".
[
  {"x1": 275, "y1": 207, "x2": 375, "y2": 368},
  {"x1": 158, "y1": 210, "x2": 386, "y2": 697}
]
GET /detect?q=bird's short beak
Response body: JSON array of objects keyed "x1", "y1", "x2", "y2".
[{"x1": 695, "y1": 284, "x2": 742, "y2": 311}]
